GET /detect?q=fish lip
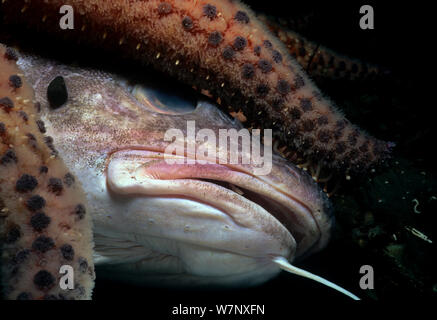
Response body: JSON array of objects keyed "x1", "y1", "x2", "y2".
[{"x1": 106, "y1": 148, "x2": 328, "y2": 258}]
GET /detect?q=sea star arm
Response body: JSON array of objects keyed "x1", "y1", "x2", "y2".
[
  {"x1": 0, "y1": 0, "x2": 393, "y2": 174},
  {"x1": 0, "y1": 45, "x2": 95, "y2": 300}
]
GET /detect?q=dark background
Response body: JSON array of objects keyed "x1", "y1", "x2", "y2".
[{"x1": 1, "y1": 0, "x2": 435, "y2": 309}]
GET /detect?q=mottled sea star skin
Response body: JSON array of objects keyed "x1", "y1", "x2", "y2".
[
  {"x1": 0, "y1": 45, "x2": 95, "y2": 300},
  {"x1": 258, "y1": 14, "x2": 387, "y2": 82},
  {"x1": 0, "y1": 0, "x2": 393, "y2": 174}
]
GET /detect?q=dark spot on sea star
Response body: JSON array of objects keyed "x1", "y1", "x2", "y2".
[
  {"x1": 277, "y1": 80, "x2": 290, "y2": 95},
  {"x1": 0, "y1": 97, "x2": 14, "y2": 111},
  {"x1": 300, "y1": 98, "x2": 312, "y2": 111},
  {"x1": 263, "y1": 40, "x2": 272, "y2": 48},
  {"x1": 74, "y1": 204, "x2": 86, "y2": 219},
  {"x1": 299, "y1": 47, "x2": 306, "y2": 57},
  {"x1": 272, "y1": 50, "x2": 282, "y2": 63},
  {"x1": 78, "y1": 257, "x2": 88, "y2": 273},
  {"x1": 5, "y1": 225, "x2": 21, "y2": 243},
  {"x1": 26, "y1": 195, "x2": 46, "y2": 212},
  {"x1": 203, "y1": 4, "x2": 217, "y2": 19},
  {"x1": 258, "y1": 59, "x2": 272, "y2": 73},
  {"x1": 233, "y1": 36, "x2": 247, "y2": 51},
  {"x1": 351, "y1": 63, "x2": 358, "y2": 74},
  {"x1": 36, "y1": 119, "x2": 46, "y2": 133},
  {"x1": 44, "y1": 136, "x2": 58, "y2": 156},
  {"x1": 336, "y1": 120, "x2": 347, "y2": 130},
  {"x1": 234, "y1": 10, "x2": 250, "y2": 24},
  {"x1": 39, "y1": 166, "x2": 48, "y2": 174},
  {"x1": 348, "y1": 131, "x2": 358, "y2": 146},
  {"x1": 255, "y1": 84, "x2": 269, "y2": 97},
  {"x1": 1, "y1": 149, "x2": 18, "y2": 165},
  {"x1": 0, "y1": 122, "x2": 5, "y2": 135},
  {"x1": 318, "y1": 130, "x2": 331, "y2": 143},
  {"x1": 19, "y1": 110, "x2": 28, "y2": 122},
  {"x1": 33, "y1": 270, "x2": 55, "y2": 290},
  {"x1": 182, "y1": 16, "x2": 193, "y2": 30},
  {"x1": 16, "y1": 174, "x2": 38, "y2": 192},
  {"x1": 272, "y1": 98, "x2": 284, "y2": 109},
  {"x1": 64, "y1": 173, "x2": 75, "y2": 187},
  {"x1": 30, "y1": 212, "x2": 51, "y2": 232},
  {"x1": 290, "y1": 107, "x2": 302, "y2": 120},
  {"x1": 317, "y1": 115, "x2": 329, "y2": 125},
  {"x1": 5, "y1": 47, "x2": 18, "y2": 61},
  {"x1": 13, "y1": 249, "x2": 30, "y2": 264},
  {"x1": 359, "y1": 141, "x2": 369, "y2": 152},
  {"x1": 222, "y1": 46, "x2": 235, "y2": 60},
  {"x1": 242, "y1": 64, "x2": 255, "y2": 79},
  {"x1": 313, "y1": 90, "x2": 323, "y2": 101},
  {"x1": 335, "y1": 142, "x2": 346, "y2": 154},
  {"x1": 254, "y1": 46, "x2": 261, "y2": 56},
  {"x1": 34, "y1": 102, "x2": 41, "y2": 113},
  {"x1": 32, "y1": 236, "x2": 55, "y2": 253},
  {"x1": 48, "y1": 177, "x2": 63, "y2": 195},
  {"x1": 334, "y1": 127, "x2": 345, "y2": 139},
  {"x1": 208, "y1": 31, "x2": 222, "y2": 46},
  {"x1": 338, "y1": 60, "x2": 346, "y2": 71},
  {"x1": 9, "y1": 75, "x2": 22, "y2": 89},
  {"x1": 157, "y1": 2, "x2": 172, "y2": 15},
  {"x1": 301, "y1": 119, "x2": 315, "y2": 132},
  {"x1": 294, "y1": 75, "x2": 305, "y2": 89},
  {"x1": 60, "y1": 244, "x2": 75, "y2": 261},
  {"x1": 47, "y1": 76, "x2": 68, "y2": 109}
]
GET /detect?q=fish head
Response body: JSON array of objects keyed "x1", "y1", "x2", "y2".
[{"x1": 17, "y1": 54, "x2": 333, "y2": 287}]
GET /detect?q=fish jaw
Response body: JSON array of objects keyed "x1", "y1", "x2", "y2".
[
  {"x1": 106, "y1": 149, "x2": 332, "y2": 258},
  {"x1": 88, "y1": 146, "x2": 332, "y2": 286}
]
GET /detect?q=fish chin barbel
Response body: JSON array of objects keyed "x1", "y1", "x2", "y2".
[
  {"x1": 0, "y1": 0, "x2": 394, "y2": 175},
  {"x1": 11, "y1": 49, "x2": 358, "y2": 299}
]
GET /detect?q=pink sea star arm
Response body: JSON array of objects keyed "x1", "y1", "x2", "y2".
[
  {"x1": 1, "y1": 0, "x2": 393, "y2": 174},
  {"x1": 0, "y1": 44, "x2": 95, "y2": 300}
]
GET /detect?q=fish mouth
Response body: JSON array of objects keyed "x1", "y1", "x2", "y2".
[{"x1": 106, "y1": 149, "x2": 333, "y2": 259}]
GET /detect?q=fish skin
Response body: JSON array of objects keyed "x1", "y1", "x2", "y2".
[
  {"x1": 0, "y1": 0, "x2": 393, "y2": 174},
  {"x1": 14, "y1": 51, "x2": 333, "y2": 287}
]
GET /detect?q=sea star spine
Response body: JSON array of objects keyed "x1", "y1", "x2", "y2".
[
  {"x1": 0, "y1": 45, "x2": 95, "y2": 300},
  {"x1": 0, "y1": 0, "x2": 393, "y2": 173}
]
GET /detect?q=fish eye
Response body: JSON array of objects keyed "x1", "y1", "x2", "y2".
[
  {"x1": 47, "y1": 76, "x2": 68, "y2": 109},
  {"x1": 130, "y1": 78, "x2": 198, "y2": 115}
]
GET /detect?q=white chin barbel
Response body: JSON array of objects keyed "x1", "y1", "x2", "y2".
[{"x1": 272, "y1": 257, "x2": 360, "y2": 300}]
